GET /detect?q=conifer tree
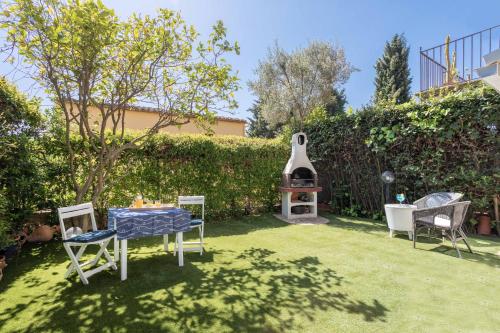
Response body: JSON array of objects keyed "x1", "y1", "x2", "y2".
[
  {"x1": 247, "y1": 101, "x2": 279, "y2": 138},
  {"x1": 374, "y1": 34, "x2": 412, "y2": 104}
]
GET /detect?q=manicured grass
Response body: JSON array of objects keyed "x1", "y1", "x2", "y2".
[{"x1": 0, "y1": 214, "x2": 499, "y2": 333}]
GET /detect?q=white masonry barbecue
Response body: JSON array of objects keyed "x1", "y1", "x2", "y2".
[{"x1": 280, "y1": 132, "x2": 322, "y2": 219}]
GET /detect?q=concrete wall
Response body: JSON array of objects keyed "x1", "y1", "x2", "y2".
[{"x1": 68, "y1": 104, "x2": 246, "y2": 136}]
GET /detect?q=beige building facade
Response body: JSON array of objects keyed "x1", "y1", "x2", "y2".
[{"x1": 69, "y1": 103, "x2": 246, "y2": 136}]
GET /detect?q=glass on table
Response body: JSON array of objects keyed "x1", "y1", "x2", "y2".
[
  {"x1": 134, "y1": 195, "x2": 144, "y2": 208},
  {"x1": 395, "y1": 193, "x2": 406, "y2": 205}
]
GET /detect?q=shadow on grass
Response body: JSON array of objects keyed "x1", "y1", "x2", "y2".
[
  {"x1": 324, "y1": 214, "x2": 391, "y2": 234},
  {"x1": 205, "y1": 213, "x2": 289, "y2": 238},
  {"x1": 423, "y1": 245, "x2": 500, "y2": 268},
  {"x1": 324, "y1": 214, "x2": 500, "y2": 268},
  {"x1": 0, "y1": 241, "x2": 68, "y2": 292},
  {"x1": 0, "y1": 246, "x2": 388, "y2": 332}
]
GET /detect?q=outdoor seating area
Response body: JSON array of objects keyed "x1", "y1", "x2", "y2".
[{"x1": 0, "y1": 1, "x2": 499, "y2": 332}]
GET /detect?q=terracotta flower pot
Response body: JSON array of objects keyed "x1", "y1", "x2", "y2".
[
  {"x1": 27, "y1": 225, "x2": 55, "y2": 243},
  {"x1": 477, "y1": 214, "x2": 492, "y2": 235}
]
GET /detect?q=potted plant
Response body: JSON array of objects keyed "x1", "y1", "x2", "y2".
[
  {"x1": 25, "y1": 223, "x2": 55, "y2": 243},
  {"x1": 475, "y1": 197, "x2": 492, "y2": 236}
]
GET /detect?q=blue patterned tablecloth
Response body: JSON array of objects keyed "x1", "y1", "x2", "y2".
[{"x1": 108, "y1": 208, "x2": 191, "y2": 240}]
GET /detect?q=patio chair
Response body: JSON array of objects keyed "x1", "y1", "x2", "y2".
[
  {"x1": 58, "y1": 203, "x2": 117, "y2": 285},
  {"x1": 412, "y1": 192, "x2": 463, "y2": 238},
  {"x1": 174, "y1": 196, "x2": 205, "y2": 256},
  {"x1": 413, "y1": 192, "x2": 463, "y2": 209},
  {"x1": 412, "y1": 201, "x2": 473, "y2": 258}
]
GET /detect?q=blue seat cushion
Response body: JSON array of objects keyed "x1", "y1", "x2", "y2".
[
  {"x1": 190, "y1": 219, "x2": 203, "y2": 227},
  {"x1": 63, "y1": 229, "x2": 116, "y2": 243}
]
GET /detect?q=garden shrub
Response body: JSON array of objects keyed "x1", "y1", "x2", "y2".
[
  {"x1": 2, "y1": 80, "x2": 498, "y2": 231},
  {"x1": 0, "y1": 77, "x2": 45, "y2": 239},
  {"x1": 303, "y1": 86, "x2": 499, "y2": 220},
  {"x1": 44, "y1": 132, "x2": 289, "y2": 221}
]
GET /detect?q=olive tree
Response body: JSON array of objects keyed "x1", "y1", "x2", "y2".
[
  {"x1": 248, "y1": 41, "x2": 356, "y2": 129},
  {"x1": 1, "y1": 0, "x2": 239, "y2": 204}
]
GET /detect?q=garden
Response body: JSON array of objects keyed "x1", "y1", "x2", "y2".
[{"x1": 0, "y1": 1, "x2": 499, "y2": 332}]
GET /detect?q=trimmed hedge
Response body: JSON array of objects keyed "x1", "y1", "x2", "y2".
[
  {"x1": 0, "y1": 77, "x2": 44, "y2": 248},
  {"x1": 303, "y1": 86, "x2": 499, "y2": 220},
  {"x1": 2, "y1": 79, "x2": 499, "y2": 237},
  {"x1": 43, "y1": 134, "x2": 288, "y2": 221}
]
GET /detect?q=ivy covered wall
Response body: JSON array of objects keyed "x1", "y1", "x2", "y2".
[{"x1": 303, "y1": 86, "x2": 499, "y2": 219}]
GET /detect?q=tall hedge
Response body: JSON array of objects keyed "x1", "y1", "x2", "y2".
[
  {"x1": 0, "y1": 77, "x2": 44, "y2": 246},
  {"x1": 304, "y1": 86, "x2": 499, "y2": 219},
  {"x1": 43, "y1": 133, "x2": 288, "y2": 221}
]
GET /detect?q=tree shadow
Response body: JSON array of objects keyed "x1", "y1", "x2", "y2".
[
  {"x1": 0, "y1": 247, "x2": 388, "y2": 332},
  {"x1": 425, "y1": 245, "x2": 500, "y2": 268},
  {"x1": 0, "y1": 241, "x2": 68, "y2": 292},
  {"x1": 324, "y1": 214, "x2": 500, "y2": 269}
]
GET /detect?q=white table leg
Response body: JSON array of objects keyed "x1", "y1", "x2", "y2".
[
  {"x1": 389, "y1": 229, "x2": 394, "y2": 238},
  {"x1": 163, "y1": 234, "x2": 169, "y2": 252},
  {"x1": 114, "y1": 235, "x2": 119, "y2": 262},
  {"x1": 177, "y1": 232, "x2": 184, "y2": 267},
  {"x1": 408, "y1": 231, "x2": 413, "y2": 240},
  {"x1": 120, "y1": 239, "x2": 127, "y2": 281}
]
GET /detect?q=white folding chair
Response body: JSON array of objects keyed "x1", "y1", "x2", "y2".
[
  {"x1": 58, "y1": 203, "x2": 117, "y2": 285},
  {"x1": 174, "y1": 196, "x2": 205, "y2": 256}
]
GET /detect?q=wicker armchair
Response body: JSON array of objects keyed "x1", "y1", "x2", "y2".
[
  {"x1": 412, "y1": 201, "x2": 473, "y2": 258},
  {"x1": 413, "y1": 192, "x2": 463, "y2": 209}
]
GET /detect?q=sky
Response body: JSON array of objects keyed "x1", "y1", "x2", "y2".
[{"x1": 1, "y1": 0, "x2": 499, "y2": 121}]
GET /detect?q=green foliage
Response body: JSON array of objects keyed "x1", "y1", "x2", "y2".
[
  {"x1": 0, "y1": 77, "x2": 44, "y2": 236},
  {"x1": 305, "y1": 86, "x2": 499, "y2": 219},
  {"x1": 2, "y1": 0, "x2": 240, "y2": 204},
  {"x1": 374, "y1": 34, "x2": 412, "y2": 104},
  {"x1": 0, "y1": 189, "x2": 11, "y2": 249},
  {"x1": 246, "y1": 100, "x2": 279, "y2": 138},
  {"x1": 325, "y1": 88, "x2": 348, "y2": 116},
  {"x1": 44, "y1": 132, "x2": 288, "y2": 220},
  {"x1": 249, "y1": 41, "x2": 356, "y2": 128}
]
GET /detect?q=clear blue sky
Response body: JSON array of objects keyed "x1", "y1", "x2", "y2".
[{"x1": 1, "y1": 0, "x2": 499, "y2": 121}]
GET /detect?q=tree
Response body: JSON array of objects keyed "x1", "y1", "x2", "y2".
[
  {"x1": 1, "y1": 0, "x2": 239, "y2": 204},
  {"x1": 248, "y1": 41, "x2": 356, "y2": 129},
  {"x1": 325, "y1": 88, "x2": 347, "y2": 116},
  {"x1": 374, "y1": 34, "x2": 412, "y2": 104},
  {"x1": 246, "y1": 100, "x2": 279, "y2": 138}
]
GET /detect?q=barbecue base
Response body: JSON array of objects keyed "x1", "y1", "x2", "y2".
[
  {"x1": 273, "y1": 214, "x2": 329, "y2": 225},
  {"x1": 280, "y1": 188, "x2": 322, "y2": 219}
]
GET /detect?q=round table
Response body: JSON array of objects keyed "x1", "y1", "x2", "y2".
[{"x1": 384, "y1": 204, "x2": 417, "y2": 240}]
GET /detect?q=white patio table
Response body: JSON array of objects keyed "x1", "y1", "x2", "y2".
[
  {"x1": 108, "y1": 207, "x2": 191, "y2": 281},
  {"x1": 384, "y1": 204, "x2": 417, "y2": 240}
]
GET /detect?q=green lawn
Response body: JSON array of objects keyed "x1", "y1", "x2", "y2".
[{"x1": 0, "y1": 214, "x2": 499, "y2": 333}]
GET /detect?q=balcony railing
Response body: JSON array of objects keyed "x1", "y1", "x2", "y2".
[{"x1": 420, "y1": 25, "x2": 500, "y2": 91}]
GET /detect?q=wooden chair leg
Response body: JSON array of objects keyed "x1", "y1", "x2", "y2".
[
  {"x1": 65, "y1": 245, "x2": 87, "y2": 278},
  {"x1": 101, "y1": 240, "x2": 117, "y2": 270},
  {"x1": 64, "y1": 244, "x2": 89, "y2": 285},
  {"x1": 199, "y1": 224, "x2": 204, "y2": 255}
]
